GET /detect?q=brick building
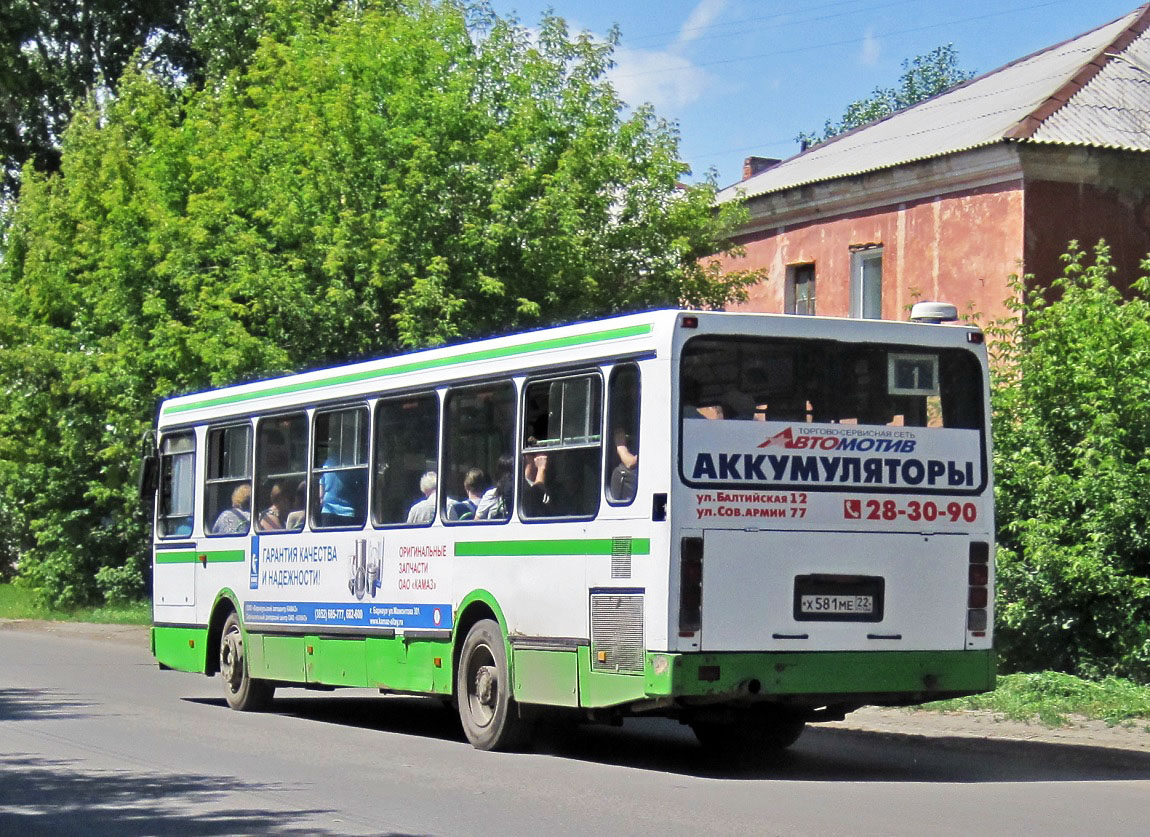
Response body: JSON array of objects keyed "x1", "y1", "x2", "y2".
[{"x1": 717, "y1": 5, "x2": 1150, "y2": 325}]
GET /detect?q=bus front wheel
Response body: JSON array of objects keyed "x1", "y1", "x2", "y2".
[
  {"x1": 456, "y1": 619, "x2": 527, "y2": 751},
  {"x1": 219, "y1": 611, "x2": 275, "y2": 711}
]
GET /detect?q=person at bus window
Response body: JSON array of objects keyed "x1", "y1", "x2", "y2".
[
  {"x1": 259, "y1": 482, "x2": 293, "y2": 532},
  {"x1": 285, "y1": 480, "x2": 307, "y2": 530},
  {"x1": 319, "y1": 454, "x2": 358, "y2": 526},
  {"x1": 212, "y1": 483, "x2": 252, "y2": 535},
  {"x1": 475, "y1": 455, "x2": 513, "y2": 520},
  {"x1": 406, "y1": 471, "x2": 437, "y2": 524},
  {"x1": 609, "y1": 427, "x2": 638, "y2": 503},
  {"x1": 522, "y1": 449, "x2": 559, "y2": 516},
  {"x1": 719, "y1": 390, "x2": 757, "y2": 420},
  {"x1": 447, "y1": 468, "x2": 487, "y2": 521}
]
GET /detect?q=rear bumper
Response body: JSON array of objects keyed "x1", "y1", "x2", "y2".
[{"x1": 644, "y1": 649, "x2": 995, "y2": 705}]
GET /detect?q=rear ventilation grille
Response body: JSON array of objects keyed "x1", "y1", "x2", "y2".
[
  {"x1": 590, "y1": 592, "x2": 644, "y2": 674},
  {"x1": 611, "y1": 537, "x2": 633, "y2": 579}
]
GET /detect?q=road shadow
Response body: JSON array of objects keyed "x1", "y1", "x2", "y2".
[
  {"x1": 0, "y1": 687, "x2": 96, "y2": 722},
  {"x1": 184, "y1": 692, "x2": 1150, "y2": 783},
  {"x1": 184, "y1": 694, "x2": 467, "y2": 744},
  {"x1": 531, "y1": 718, "x2": 1150, "y2": 782},
  {"x1": 0, "y1": 753, "x2": 352, "y2": 836}
]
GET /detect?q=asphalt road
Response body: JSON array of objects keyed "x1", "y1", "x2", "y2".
[{"x1": 1, "y1": 625, "x2": 1148, "y2": 836}]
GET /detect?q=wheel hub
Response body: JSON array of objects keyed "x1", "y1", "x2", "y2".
[
  {"x1": 475, "y1": 665, "x2": 497, "y2": 707},
  {"x1": 222, "y1": 632, "x2": 243, "y2": 690}
]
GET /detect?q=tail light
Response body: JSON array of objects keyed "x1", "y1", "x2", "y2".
[
  {"x1": 967, "y1": 541, "x2": 990, "y2": 637},
  {"x1": 679, "y1": 537, "x2": 703, "y2": 635}
]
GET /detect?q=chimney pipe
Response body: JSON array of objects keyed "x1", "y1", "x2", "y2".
[{"x1": 742, "y1": 156, "x2": 781, "y2": 180}]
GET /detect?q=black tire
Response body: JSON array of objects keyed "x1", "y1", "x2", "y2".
[
  {"x1": 219, "y1": 611, "x2": 275, "y2": 711},
  {"x1": 456, "y1": 619, "x2": 528, "y2": 751},
  {"x1": 691, "y1": 708, "x2": 805, "y2": 763}
]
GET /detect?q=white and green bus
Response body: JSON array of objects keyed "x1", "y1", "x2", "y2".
[{"x1": 145, "y1": 308, "x2": 994, "y2": 754}]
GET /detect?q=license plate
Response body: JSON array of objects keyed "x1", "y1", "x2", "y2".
[
  {"x1": 793, "y1": 574, "x2": 884, "y2": 622},
  {"x1": 799, "y1": 594, "x2": 874, "y2": 615}
]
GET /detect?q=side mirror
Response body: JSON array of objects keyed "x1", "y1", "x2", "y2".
[{"x1": 138, "y1": 454, "x2": 158, "y2": 501}]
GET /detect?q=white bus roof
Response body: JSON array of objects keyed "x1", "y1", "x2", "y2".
[{"x1": 156, "y1": 308, "x2": 981, "y2": 427}]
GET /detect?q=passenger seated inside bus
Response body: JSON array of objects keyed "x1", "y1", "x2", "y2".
[
  {"x1": 258, "y1": 481, "x2": 292, "y2": 531},
  {"x1": 718, "y1": 390, "x2": 758, "y2": 420},
  {"x1": 406, "y1": 471, "x2": 437, "y2": 524},
  {"x1": 212, "y1": 483, "x2": 252, "y2": 535},
  {"x1": 447, "y1": 468, "x2": 487, "y2": 520},
  {"x1": 475, "y1": 455, "x2": 513, "y2": 520},
  {"x1": 285, "y1": 480, "x2": 306, "y2": 530}
]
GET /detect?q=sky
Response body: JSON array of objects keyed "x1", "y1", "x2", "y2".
[{"x1": 487, "y1": 0, "x2": 1143, "y2": 187}]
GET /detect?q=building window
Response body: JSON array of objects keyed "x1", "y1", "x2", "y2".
[
  {"x1": 785, "y1": 263, "x2": 816, "y2": 315},
  {"x1": 850, "y1": 247, "x2": 883, "y2": 319}
]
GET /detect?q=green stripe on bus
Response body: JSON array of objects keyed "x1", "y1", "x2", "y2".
[
  {"x1": 155, "y1": 549, "x2": 246, "y2": 564},
  {"x1": 163, "y1": 323, "x2": 653, "y2": 415},
  {"x1": 455, "y1": 538, "x2": 651, "y2": 557}
]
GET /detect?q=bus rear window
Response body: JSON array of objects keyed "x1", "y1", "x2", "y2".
[{"x1": 680, "y1": 336, "x2": 983, "y2": 431}]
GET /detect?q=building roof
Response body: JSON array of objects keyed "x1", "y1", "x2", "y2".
[{"x1": 718, "y1": 5, "x2": 1150, "y2": 204}]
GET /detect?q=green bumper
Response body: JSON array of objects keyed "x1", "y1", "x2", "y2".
[
  {"x1": 644, "y1": 649, "x2": 995, "y2": 702},
  {"x1": 152, "y1": 625, "x2": 210, "y2": 673}
]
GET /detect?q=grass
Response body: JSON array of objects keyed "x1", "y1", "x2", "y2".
[
  {"x1": 0, "y1": 582, "x2": 150, "y2": 625},
  {"x1": 919, "y1": 671, "x2": 1150, "y2": 728}
]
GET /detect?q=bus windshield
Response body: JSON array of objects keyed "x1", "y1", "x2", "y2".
[{"x1": 680, "y1": 336, "x2": 984, "y2": 430}]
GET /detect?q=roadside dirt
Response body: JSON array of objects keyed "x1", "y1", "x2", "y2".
[
  {"x1": 5, "y1": 618, "x2": 1147, "y2": 754},
  {"x1": 0, "y1": 617, "x2": 149, "y2": 646},
  {"x1": 826, "y1": 705, "x2": 1150, "y2": 754}
]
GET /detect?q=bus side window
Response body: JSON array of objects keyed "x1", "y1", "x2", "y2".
[
  {"x1": 158, "y1": 432, "x2": 195, "y2": 538},
  {"x1": 312, "y1": 406, "x2": 369, "y2": 529},
  {"x1": 373, "y1": 393, "x2": 440, "y2": 527},
  {"x1": 205, "y1": 424, "x2": 253, "y2": 536},
  {"x1": 442, "y1": 382, "x2": 515, "y2": 524},
  {"x1": 520, "y1": 373, "x2": 602, "y2": 520},
  {"x1": 255, "y1": 413, "x2": 308, "y2": 532},
  {"x1": 606, "y1": 364, "x2": 640, "y2": 504}
]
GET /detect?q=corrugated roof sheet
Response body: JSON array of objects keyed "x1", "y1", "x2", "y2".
[
  {"x1": 717, "y1": 7, "x2": 1147, "y2": 204},
  {"x1": 1031, "y1": 26, "x2": 1150, "y2": 149}
]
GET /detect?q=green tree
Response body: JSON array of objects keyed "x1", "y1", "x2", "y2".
[
  {"x1": 0, "y1": 0, "x2": 197, "y2": 196},
  {"x1": 991, "y1": 242, "x2": 1150, "y2": 683},
  {"x1": 796, "y1": 45, "x2": 975, "y2": 148},
  {"x1": 0, "y1": 0, "x2": 760, "y2": 605}
]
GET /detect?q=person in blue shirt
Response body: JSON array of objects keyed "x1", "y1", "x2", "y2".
[{"x1": 319, "y1": 454, "x2": 359, "y2": 527}]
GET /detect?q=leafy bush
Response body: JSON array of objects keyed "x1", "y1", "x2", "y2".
[
  {"x1": 95, "y1": 561, "x2": 146, "y2": 606},
  {"x1": 991, "y1": 241, "x2": 1150, "y2": 683}
]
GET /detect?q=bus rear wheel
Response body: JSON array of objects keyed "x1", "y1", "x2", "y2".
[
  {"x1": 456, "y1": 619, "x2": 527, "y2": 751},
  {"x1": 691, "y1": 707, "x2": 805, "y2": 763},
  {"x1": 220, "y1": 611, "x2": 275, "y2": 711}
]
